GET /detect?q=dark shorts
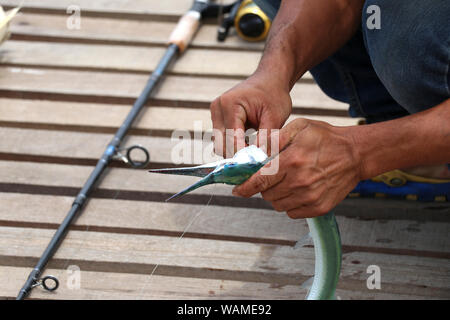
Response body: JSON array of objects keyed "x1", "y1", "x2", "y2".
[{"x1": 255, "y1": 0, "x2": 450, "y2": 123}]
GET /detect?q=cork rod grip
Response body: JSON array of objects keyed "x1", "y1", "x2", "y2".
[{"x1": 169, "y1": 10, "x2": 201, "y2": 53}]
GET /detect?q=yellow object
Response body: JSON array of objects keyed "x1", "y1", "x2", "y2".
[
  {"x1": 0, "y1": 6, "x2": 20, "y2": 45},
  {"x1": 434, "y1": 196, "x2": 446, "y2": 202},
  {"x1": 406, "y1": 194, "x2": 418, "y2": 201},
  {"x1": 235, "y1": 0, "x2": 271, "y2": 42},
  {"x1": 372, "y1": 169, "x2": 450, "y2": 187},
  {"x1": 348, "y1": 192, "x2": 360, "y2": 198}
]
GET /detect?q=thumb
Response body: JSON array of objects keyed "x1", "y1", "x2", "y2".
[
  {"x1": 259, "y1": 118, "x2": 309, "y2": 157},
  {"x1": 222, "y1": 104, "x2": 247, "y2": 157},
  {"x1": 279, "y1": 118, "x2": 310, "y2": 148},
  {"x1": 255, "y1": 113, "x2": 284, "y2": 157}
]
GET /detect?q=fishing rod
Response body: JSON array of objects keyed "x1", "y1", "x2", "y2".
[{"x1": 16, "y1": 0, "x2": 222, "y2": 300}]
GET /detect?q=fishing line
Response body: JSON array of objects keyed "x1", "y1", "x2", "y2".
[
  {"x1": 51, "y1": 181, "x2": 124, "y2": 295},
  {"x1": 137, "y1": 185, "x2": 216, "y2": 300}
]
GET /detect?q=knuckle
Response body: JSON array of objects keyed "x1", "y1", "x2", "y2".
[
  {"x1": 303, "y1": 193, "x2": 318, "y2": 205},
  {"x1": 290, "y1": 176, "x2": 310, "y2": 189},
  {"x1": 261, "y1": 190, "x2": 274, "y2": 201},
  {"x1": 210, "y1": 97, "x2": 219, "y2": 110},
  {"x1": 316, "y1": 203, "x2": 330, "y2": 216},
  {"x1": 299, "y1": 176, "x2": 315, "y2": 188},
  {"x1": 288, "y1": 156, "x2": 303, "y2": 168},
  {"x1": 253, "y1": 175, "x2": 270, "y2": 191},
  {"x1": 219, "y1": 94, "x2": 233, "y2": 109},
  {"x1": 286, "y1": 209, "x2": 302, "y2": 219},
  {"x1": 271, "y1": 202, "x2": 285, "y2": 212}
]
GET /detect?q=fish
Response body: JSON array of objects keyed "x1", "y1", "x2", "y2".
[
  {"x1": 149, "y1": 145, "x2": 269, "y2": 200},
  {"x1": 149, "y1": 144, "x2": 342, "y2": 300}
]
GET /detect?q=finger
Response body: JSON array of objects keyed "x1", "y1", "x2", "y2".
[
  {"x1": 255, "y1": 118, "x2": 309, "y2": 158},
  {"x1": 222, "y1": 103, "x2": 247, "y2": 156},
  {"x1": 210, "y1": 98, "x2": 225, "y2": 157},
  {"x1": 261, "y1": 186, "x2": 291, "y2": 202},
  {"x1": 278, "y1": 118, "x2": 310, "y2": 151},
  {"x1": 268, "y1": 193, "x2": 296, "y2": 212},
  {"x1": 233, "y1": 161, "x2": 286, "y2": 198},
  {"x1": 286, "y1": 201, "x2": 330, "y2": 219},
  {"x1": 271, "y1": 191, "x2": 318, "y2": 212},
  {"x1": 256, "y1": 113, "x2": 283, "y2": 156},
  {"x1": 260, "y1": 180, "x2": 292, "y2": 201}
]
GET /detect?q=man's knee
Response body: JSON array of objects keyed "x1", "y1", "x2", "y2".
[{"x1": 362, "y1": 0, "x2": 450, "y2": 113}]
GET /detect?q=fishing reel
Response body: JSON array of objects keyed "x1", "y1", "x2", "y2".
[{"x1": 217, "y1": 0, "x2": 271, "y2": 42}]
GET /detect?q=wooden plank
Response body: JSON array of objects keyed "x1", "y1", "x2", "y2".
[
  {"x1": 1, "y1": 40, "x2": 262, "y2": 78},
  {"x1": 0, "y1": 127, "x2": 188, "y2": 164},
  {"x1": 2, "y1": 126, "x2": 447, "y2": 221},
  {"x1": 0, "y1": 226, "x2": 449, "y2": 297},
  {"x1": 10, "y1": 13, "x2": 265, "y2": 51},
  {"x1": 0, "y1": 160, "x2": 448, "y2": 219},
  {"x1": 1, "y1": 266, "x2": 308, "y2": 300},
  {"x1": 0, "y1": 192, "x2": 449, "y2": 255},
  {"x1": 0, "y1": 99, "x2": 357, "y2": 135},
  {"x1": 8, "y1": 13, "x2": 312, "y2": 78},
  {"x1": 1, "y1": 0, "x2": 195, "y2": 19},
  {"x1": 1, "y1": 266, "x2": 433, "y2": 300},
  {"x1": 0, "y1": 67, "x2": 348, "y2": 111}
]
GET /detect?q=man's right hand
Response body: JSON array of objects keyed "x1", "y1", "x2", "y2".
[{"x1": 210, "y1": 74, "x2": 292, "y2": 157}]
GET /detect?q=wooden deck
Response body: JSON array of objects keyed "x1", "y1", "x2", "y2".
[{"x1": 0, "y1": 0, "x2": 449, "y2": 300}]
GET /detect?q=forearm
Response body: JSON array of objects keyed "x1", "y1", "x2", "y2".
[
  {"x1": 255, "y1": 0, "x2": 364, "y2": 91},
  {"x1": 350, "y1": 100, "x2": 450, "y2": 180}
]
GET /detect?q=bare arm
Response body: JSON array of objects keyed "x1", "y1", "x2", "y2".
[
  {"x1": 233, "y1": 99, "x2": 450, "y2": 218},
  {"x1": 353, "y1": 99, "x2": 450, "y2": 180},
  {"x1": 255, "y1": 0, "x2": 365, "y2": 91},
  {"x1": 213, "y1": 0, "x2": 450, "y2": 218},
  {"x1": 210, "y1": 0, "x2": 365, "y2": 155}
]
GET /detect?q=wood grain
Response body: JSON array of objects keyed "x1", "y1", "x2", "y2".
[
  {"x1": 1, "y1": 40, "x2": 262, "y2": 78},
  {"x1": 0, "y1": 226, "x2": 449, "y2": 298},
  {"x1": 0, "y1": 99, "x2": 357, "y2": 136},
  {"x1": 2, "y1": 266, "x2": 436, "y2": 300},
  {"x1": 10, "y1": 12, "x2": 266, "y2": 51},
  {"x1": 1, "y1": 0, "x2": 448, "y2": 301},
  {"x1": 0, "y1": 192, "x2": 448, "y2": 255},
  {"x1": 0, "y1": 67, "x2": 348, "y2": 111},
  {"x1": 1, "y1": 0, "x2": 195, "y2": 19}
]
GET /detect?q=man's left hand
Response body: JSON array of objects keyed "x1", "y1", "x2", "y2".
[{"x1": 232, "y1": 118, "x2": 362, "y2": 218}]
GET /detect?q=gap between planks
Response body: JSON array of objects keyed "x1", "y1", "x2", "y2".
[
  {"x1": 1, "y1": 0, "x2": 238, "y2": 22},
  {"x1": 9, "y1": 12, "x2": 265, "y2": 52},
  {"x1": 0, "y1": 159, "x2": 448, "y2": 220},
  {"x1": 1, "y1": 39, "x2": 313, "y2": 81},
  {"x1": 0, "y1": 226, "x2": 449, "y2": 298},
  {"x1": 0, "y1": 99, "x2": 356, "y2": 141},
  {"x1": 0, "y1": 67, "x2": 347, "y2": 111},
  {"x1": 0, "y1": 192, "x2": 449, "y2": 257},
  {"x1": 1, "y1": 266, "x2": 437, "y2": 300}
]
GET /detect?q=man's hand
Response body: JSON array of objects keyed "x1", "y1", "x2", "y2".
[
  {"x1": 210, "y1": 74, "x2": 292, "y2": 157},
  {"x1": 232, "y1": 118, "x2": 362, "y2": 218}
]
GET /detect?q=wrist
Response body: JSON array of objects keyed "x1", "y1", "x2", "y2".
[
  {"x1": 338, "y1": 125, "x2": 366, "y2": 181},
  {"x1": 348, "y1": 124, "x2": 398, "y2": 180},
  {"x1": 249, "y1": 66, "x2": 293, "y2": 95}
]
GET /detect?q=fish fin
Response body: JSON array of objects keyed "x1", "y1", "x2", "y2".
[
  {"x1": 300, "y1": 277, "x2": 314, "y2": 290},
  {"x1": 149, "y1": 166, "x2": 214, "y2": 178},
  {"x1": 165, "y1": 173, "x2": 215, "y2": 201},
  {"x1": 293, "y1": 232, "x2": 312, "y2": 250}
]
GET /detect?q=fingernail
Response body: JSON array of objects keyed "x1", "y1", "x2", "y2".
[{"x1": 232, "y1": 188, "x2": 240, "y2": 196}]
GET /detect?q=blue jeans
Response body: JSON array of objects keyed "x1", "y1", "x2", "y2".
[{"x1": 255, "y1": 0, "x2": 450, "y2": 123}]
